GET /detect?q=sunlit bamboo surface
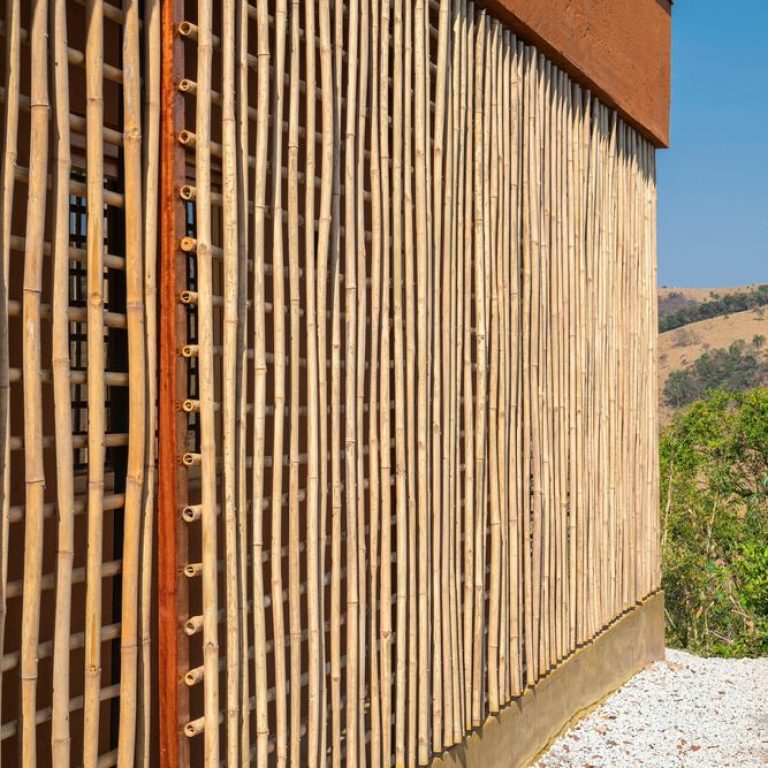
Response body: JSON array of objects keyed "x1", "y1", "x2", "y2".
[
  {"x1": 0, "y1": 0, "x2": 159, "y2": 765},
  {"x1": 0, "y1": 0, "x2": 659, "y2": 765}
]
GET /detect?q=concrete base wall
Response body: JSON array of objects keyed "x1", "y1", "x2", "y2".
[{"x1": 432, "y1": 592, "x2": 666, "y2": 768}]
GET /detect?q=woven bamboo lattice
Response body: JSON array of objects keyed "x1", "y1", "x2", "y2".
[{"x1": 0, "y1": 0, "x2": 659, "y2": 766}]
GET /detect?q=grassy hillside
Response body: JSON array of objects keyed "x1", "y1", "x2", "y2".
[
  {"x1": 659, "y1": 284, "x2": 768, "y2": 332},
  {"x1": 658, "y1": 285, "x2": 759, "y2": 326},
  {"x1": 657, "y1": 288, "x2": 768, "y2": 424}
]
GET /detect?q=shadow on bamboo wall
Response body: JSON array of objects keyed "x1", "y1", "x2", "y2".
[{"x1": 0, "y1": 0, "x2": 659, "y2": 766}]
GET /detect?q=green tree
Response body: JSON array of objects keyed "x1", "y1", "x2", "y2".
[
  {"x1": 661, "y1": 389, "x2": 768, "y2": 656},
  {"x1": 663, "y1": 340, "x2": 768, "y2": 408},
  {"x1": 753, "y1": 333, "x2": 765, "y2": 351}
]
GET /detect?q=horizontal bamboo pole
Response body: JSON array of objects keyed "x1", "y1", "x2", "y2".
[
  {"x1": 11, "y1": 164, "x2": 124, "y2": 207},
  {"x1": 0, "y1": 87, "x2": 123, "y2": 146},
  {"x1": 8, "y1": 234, "x2": 126, "y2": 270},
  {"x1": 0, "y1": 685, "x2": 122, "y2": 742},
  {"x1": 2, "y1": 622, "x2": 122, "y2": 673},
  {"x1": 7, "y1": 493, "x2": 125, "y2": 526},
  {"x1": 6, "y1": 21, "x2": 124, "y2": 82}
]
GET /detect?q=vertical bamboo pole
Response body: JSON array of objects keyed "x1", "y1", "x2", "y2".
[
  {"x1": 235, "y1": 0, "x2": 251, "y2": 761},
  {"x1": 448, "y1": 1, "x2": 467, "y2": 739},
  {"x1": 566, "y1": 77, "x2": 577, "y2": 654},
  {"x1": 649, "y1": 148, "x2": 660, "y2": 594},
  {"x1": 582, "y1": 90, "x2": 592, "y2": 643},
  {"x1": 627, "y1": 123, "x2": 634, "y2": 613},
  {"x1": 554, "y1": 63, "x2": 563, "y2": 655},
  {"x1": 639, "y1": 132, "x2": 647, "y2": 604},
  {"x1": 251, "y1": 2, "x2": 271, "y2": 766},
  {"x1": 471, "y1": 12, "x2": 488, "y2": 726},
  {"x1": 431, "y1": 0, "x2": 451, "y2": 751},
  {"x1": 500, "y1": 22, "x2": 512, "y2": 698},
  {"x1": 498, "y1": 30, "x2": 511, "y2": 702},
  {"x1": 496, "y1": 30, "x2": 508, "y2": 704},
  {"x1": 535, "y1": 50, "x2": 546, "y2": 669},
  {"x1": 83, "y1": 1, "x2": 106, "y2": 763},
  {"x1": 50, "y1": 0, "x2": 74, "y2": 763},
  {"x1": 588, "y1": 101, "x2": 597, "y2": 637},
  {"x1": 595, "y1": 99, "x2": 605, "y2": 637},
  {"x1": 576, "y1": 84, "x2": 588, "y2": 645},
  {"x1": 445, "y1": 9, "x2": 460, "y2": 738},
  {"x1": 509, "y1": 31, "x2": 521, "y2": 695},
  {"x1": 221, "y1": 0, "x2": 241, "y2": 761},
  {"x1": 317, "y1": 2, "x2": 335, "y2": 762},
  {"x1": 413, "y1": 0, "x2": 431, "y2": 759},
  {"x1": 377, "y1": 2, "x2": 393, "y2": 763},
  {"x1": 330, "y1": 0, "x2": 344, "y2": 762},
  {"x1": 509, "y1": 37, "x2": 523, "y2": 696},
  {"x1": 556, "y1": 69, "x2": 568, "y2": 662},
  {"x1": 619, "y1": 123, "x2": 628, "y2": 613},
  {"x1": 538, "y1": 59, "x2": 551, "y2": 674},
  {"x1": 344, "y1": 0, "x2": 361, "y2": 762},
  {"x1": 461, "y1": 2, "x2": 475, "y2": 726},
  {"x1": 438, "y1": 0, "x2": 457, "y2": 746},
  {"x1": 19, "y1": 1, "x2": 49, "y2": 763},
  {"x1": 305, "y1": 1, "x2": 324, "y2": 765},
  {"x1": 404, "y1": 0, "x2": 419, "y2": 759},
  {"x1": 571, "y1": 81, "x2": 581, "y2": 645},
  {"x1": 196, "y1": 0, "x2": 221, "y2": 763},
  {"x1": 354, "y1": 2, "x2": 370, "y2": 760},
  {"x1": 563, "y1": 68, "x2": 572, "y2": 657},
  {"x1": 270, "y1": 2, "x2": 288, "y2": 765},
  {"x1": 532, "y1": 51, "x2": 546, "y2": 682},
  {"x1": 117, "y1": 0, "x2": 147, "y2": 761},
  {"x1": 452, "y1": 0, "x2": 469, "y2": 734},
  {"x1": 139, "y1": 2, "x2": 161, "y2": 764},
  {"x1": 554, "y1": 64, "x2": 563, "y2": 665},
  {"x1": 617, "y1": 123, "x2": 627, "y2": 616},
  {"x1": 606, "y1": 111, "x2": 618, "y2": 625},
  {"x1": 391, "y1": 0, "x2": 409, "y2": 759},
  {"x1": 520, "y1": 44, "x2": 535, "y2": 688},
  {"x1": 0, "y1": 2, "x2": 19, "y2": 730},
  {"x1": 486, "y1": 19, "x2": 501, "y2": 715},
  {"x1": 287, "y1": 2, "x2": 303, "y2": 763},
  {"x1": 547, "y1": 65, "x2": 558, "y2": 666},
  {"x1": 368, "y1": 0, "x2": 384, "y2": 763},
  {"x1": 586, "y1": 96, "x2": 599, "y2": 639}
]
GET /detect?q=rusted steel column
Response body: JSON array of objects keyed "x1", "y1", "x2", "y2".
[{"x1": 159, "y1": 0, "x2": 190, "y2": 765}]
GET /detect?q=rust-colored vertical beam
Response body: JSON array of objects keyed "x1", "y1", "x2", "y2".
[{"x1": 159, "y1": 0, "x2": 189, "y2": 766}]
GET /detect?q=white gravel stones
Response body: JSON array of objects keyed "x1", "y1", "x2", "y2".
[{"x1": 532, "y1": 648, "x2": 768, "y2": 768}]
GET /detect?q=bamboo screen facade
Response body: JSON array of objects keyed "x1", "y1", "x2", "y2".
[{"x1": 0, "y1": 0, "x2": 660, "y2": 766}]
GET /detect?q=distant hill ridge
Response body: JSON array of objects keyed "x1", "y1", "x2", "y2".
[
  {"x1": 659, "y1": 284, "x2": 768, "y2": 332},
  {"x1": 657, "y1": 286, "x2": 768, "y2": 424}
]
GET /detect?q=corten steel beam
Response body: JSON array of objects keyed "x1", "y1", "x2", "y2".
[
  {"x1": 159, "y1": 0, "x2": 190, "y2": 765},
  {"x1": 478, "y1": 0, "x2": 672, "y2": 147}
]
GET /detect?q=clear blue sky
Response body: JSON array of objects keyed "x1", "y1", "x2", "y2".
[{"x1": 657, "y1": 0, "x2": 768, "y2": 288}]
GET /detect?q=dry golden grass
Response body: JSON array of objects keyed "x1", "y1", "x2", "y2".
[
  {"x1": 657, "y1": 305, "x2": 768, "y2": 424},
  {"x1": 658, "y1": 284, "x2": 761, "y2": 303}
]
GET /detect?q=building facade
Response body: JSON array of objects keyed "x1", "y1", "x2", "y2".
[{"x1": 0, "y1": 0, "x2": 670, "y2": 766}]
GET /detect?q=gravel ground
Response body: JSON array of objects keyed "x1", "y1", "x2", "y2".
[{"x1": 532, "y1": 648, "x2": 768, "y2": 768}]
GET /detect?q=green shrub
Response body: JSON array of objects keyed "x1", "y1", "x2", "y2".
[
  {"x1": 661, "y1": 388, "x2": 768, "y2": 656},
  {"x1": 663, "y1": 340, "x2": 768, "y2": 408}
]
